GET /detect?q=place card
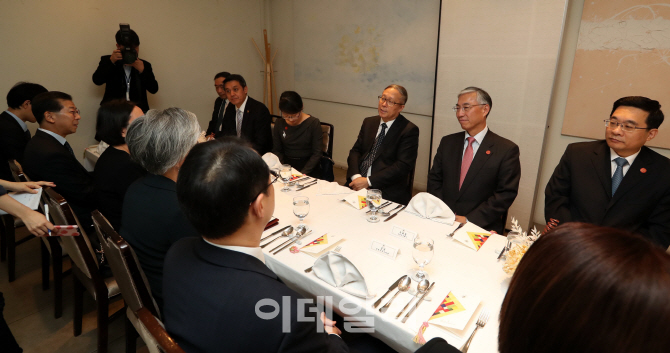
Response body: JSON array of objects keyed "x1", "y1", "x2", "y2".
[
  {"x1": 390, "y1": 225, "x2": 417, "y2": 242},
  {"x1": 369, "y1": 239, "x2": 398, "y2": 260}
]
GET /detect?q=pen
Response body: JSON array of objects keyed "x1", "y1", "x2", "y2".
[{"x1": 44, "y1": 204, "x2": 51, "y2": 236}]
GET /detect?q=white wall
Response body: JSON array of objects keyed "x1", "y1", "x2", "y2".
[{"x1": 0, "y1": 0, "x2": 267, "y2": 163}]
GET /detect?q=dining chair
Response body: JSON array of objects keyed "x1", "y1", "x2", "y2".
[
  {"x1": 91, "y1": 210, "x2": 162, "y2": 353},
  {"x1": 44, "y1": 188, "x2": 122, "y2": 353},
  {"x1": 320, "y1": 122, "x2": 334, "y2": 157},
  {"x1": 271, "y1": 114, "x2": 281, "y2": 133},
  {"x1": 134, "y1": 307, "x2": 185, "y2": 353}
]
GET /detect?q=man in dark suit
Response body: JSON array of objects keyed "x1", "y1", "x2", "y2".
[
  {"x1": 92, "y1": 27, "x2": 158, "y2": 113},
  {"x1": 22, "y1": 91, "x2": 96, "y2": 226},
  {"x1": 205, "y1": 71, "x2": 230, "y2": 137},
  {"x1": 346, "y1": 84, "x2": 419, "y2": 205},
  {"x1": 164, "y1": 139, "x2": 348, "y2": 353},
  {"x1": 0, "y1": 82, "x2": 47, "y2": 181},
  {"x1": 217, "y1": 74, "x2": 273, "y2": 154},
  {"x1": 427, "y1": 87, "x2": 520, "y2": 234},
  {"x1": 545, "y1": 96, "x2": 670, "y2": 248}
]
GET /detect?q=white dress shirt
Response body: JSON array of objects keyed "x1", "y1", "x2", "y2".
[
  {"x1": 610, "y1": 148, "x2": 640, "y2": 177},
  {"x1": 38, "y1": 128, "x2": 67, "y2": 145},
  {"x1": 5, "y1": 110, "x2": 28, "y2": 131},
  {"x1": 462, "y1": 125, "x2": 489, "y2": 159}
]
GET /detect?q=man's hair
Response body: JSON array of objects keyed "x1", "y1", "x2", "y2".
[
  {"x1": 96, "y1": 100, "x2": 138, "y2": 146},
  {"x1": 223, "y1": 74, "x2": 247, "y2": 88},
  {"x1": 6, "y1": 82, "x2": 47, "y2": 109},
  {"x1": 458, "y1": 86, "x2": 492, "y2": 117},
  {"x1": 384, "y1": 84, "x2": 408, "y2": 105},
  {"x1": 499, "y1": 222, "x2": 670, "y2": 353},
  {"x1": 126, "y1": 107, "x2": 200, "y2": 175},
  {"x1": 31, "y1": 91, "x2": 72, "y2": 124},
  {"x1": 610, "y1": 96, "x2": 664, "y2": 130},
  {"x1": 177, "y1": 138, "x2": 270, "y2": 239},
  {"x1": 278, "y1": 91, "x2": 303, "y2": 114},
  {"x1": 214, "y1": 72, "x2": 231, "y2": 80},
  {"x1": 115, "y1": 29, "x2": 140, "y2": 47}
]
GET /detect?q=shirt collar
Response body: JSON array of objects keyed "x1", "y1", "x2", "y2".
[
  {"x1": 465, "y1": 125, "x2": 489, "y2": 144},
  {"x1": 202, "y1": 238, "x2": 266, "y2": 264},
  {"x1": 610, "y1": 147, "x2": 640, "y2": 166},
  {"x1": 380, "y1": 117, "x2": 396, "y2": 129},
  {"x1": 5, "y1": 111, "x2": 28, "y2": 132},
  {"x1": 237, "y1": 96, "x2": 249, "y2": 113},
  {"x1": 38, "y1": 128, "x2": 67, "y2": 145}
]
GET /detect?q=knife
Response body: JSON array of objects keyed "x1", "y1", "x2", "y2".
[
  {"x1": 383, "y1": 205, "x2": 407, "y2": 222},
  {"x1": 373, "y1": 276, "x2": 404, "y2": 308},
  {"x1": 447, "y1": 222, "x2": 465, "y2": 238},
  {"x1": 296, "y1": 182, "x2": 318, "y2": 191},
  {"x1": 367, "y1": 201, "x2": 391, "y2": 214},
  {"x1": 402, "y1": 281, "x2": 435, "y2": 323},
  {"x1": 260, "y1": 225, "x2": 290, "y2": 242},
  {"x1": 272, "y1": 230, "x2": 313, "y2": 255}
]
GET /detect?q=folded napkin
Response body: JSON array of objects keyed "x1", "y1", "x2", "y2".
[
  {"x1": 342, "y1": 189, "x2": 369, "y2": 210},
  {"x1": 313, "y1": 252, "x2": 372, "y2": 298},
  {"x1": 405, "y1": 192, "x2": 455, "y2": 225},
  {"x1": 317, "y1": 181, "x2": 354, "y2": 195},
  {"x1": 97, "y1": 141, "x2": 109, "y2": 154},
  {"x1": 262, "y1": 153, "x2": 303, "y2": 177}
]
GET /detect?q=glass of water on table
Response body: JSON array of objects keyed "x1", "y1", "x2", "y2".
[
  {"x1": 366, "y1": 189, "x2": 382, "y2": 223},
  {"x1": 293, "y1": 196, "x2": 310, "y2": 231},
  {"x1": 280, "y1": 164, "x2": 292, "y2": 192},
  {"x1": 411, "y1": 235, "x2": 434, "y2": 281}
]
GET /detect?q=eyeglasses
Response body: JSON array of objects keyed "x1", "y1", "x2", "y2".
[
  {"x1": 604, "y1": 119, "x2": 648, "y2": 133},
  {"x1": 249, "y1": 170, "x2": 280, "y2": 205},
  {"x1": 282, "y1": 112, "x2": 301, "y2": 120},
  {"x1": 378, "y1": 96, "x2": 403, "y2": 107},
  {"x1": 452, "y1": 104, "x2": 485, "y2": 113},
  {"x1": 214, "y1": 84, "x2": 225, "y2": 89},
  {"x1": 57, "y1": 109, "x2": 81, "y2": 118}
]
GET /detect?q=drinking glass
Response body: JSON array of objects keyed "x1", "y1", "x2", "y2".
[
  {"x1": 293, "y1": 196, "x2": 310, "y2": 230},
  {"x1": 279, "y1": 164, "x2": 292, "y2": 192},
  {"x1": 366, "y1": 189, "x2": 382, "y2": 223},
  {"x1": 412, "y1": 236, "x2": 434, "y2": 281}
]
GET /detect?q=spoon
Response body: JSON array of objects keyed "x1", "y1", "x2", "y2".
[
  {"x1": 291, "y1": 226, "x2": 307, "y2": 245},
  {"x1": 396, "y1": 278, "x2": 429, "y2": 319},
  {"x1": 380, "y1": 276, "x2": 411, "y2": 313},
  {"x1": 380, "y1": 204, "x2": 402, "y2": 216},
  {"x1": 260, "y1": 226, "x2": 293, "y2": 249}
]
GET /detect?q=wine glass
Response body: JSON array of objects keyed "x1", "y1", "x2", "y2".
[
  {"x1": 366, "y1": 189, "x2": 382, "y2": 223},
  {"x1": 279, "y1": 164, "x2": 292, "y2": 192},
  {"x1": 293, "y1": 196, "x2": 310, "y2": 230},
  {"x1": 411, "y1": 236, "x2": 434, "y2": 281}
]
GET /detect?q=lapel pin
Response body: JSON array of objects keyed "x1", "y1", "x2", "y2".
[
  {"x1": 486, "y1": 150, "x2": 491, "y2": 155},
  {"x1": 640, "y1": 168, "x2": 647, "y2": 173},
  {"x1": 246, "y1": 110, "x2": 250, "y2": 113}
]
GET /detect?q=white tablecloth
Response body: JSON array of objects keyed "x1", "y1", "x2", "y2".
[{"x1": 263, "y1": 181, "x2": 510, "y2": 353}]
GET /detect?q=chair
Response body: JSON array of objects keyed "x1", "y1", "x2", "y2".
[
  {"x1": 44, "y1": 188, "x2": 122, "y2": 353},
  {"x1": 134, "y1": 307, "x2": 185, "y2": 353},
  {"x1": 91, "y1": 210, "x2": 162, "y2": 353},
  {"x1": 271, "y1": 114, "x2": 281, "y2": 133},
  {"x1": 320, "y1": 122, "x2": 334, "y2": 157}
]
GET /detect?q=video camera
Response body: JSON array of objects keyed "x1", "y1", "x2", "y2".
[{"x1": 118, "y1": 23, "x2": 138, "y2": 65}]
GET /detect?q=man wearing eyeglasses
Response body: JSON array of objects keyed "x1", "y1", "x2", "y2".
[
  {"x1": 346, "y1": 84, "x2": 419, "y2": 205},
  {"x1": 545, "y1": 96, "x2": 670, "y2": 248},
  {"x1": 427, "y1": 87, "x2": 520, "y2": 234}
]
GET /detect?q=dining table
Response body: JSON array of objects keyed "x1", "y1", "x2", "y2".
[{"x1": 261, "y1": 179, "x2": 511, "y2": 353}]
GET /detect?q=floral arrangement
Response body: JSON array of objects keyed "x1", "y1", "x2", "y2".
[{"x1": 502, "y1": 217, "x2": 542, "y2": 274}]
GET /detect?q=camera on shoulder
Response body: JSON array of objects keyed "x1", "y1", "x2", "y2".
[{"x1": 118, "y1": 23, "x2": 138, "y2": 65}]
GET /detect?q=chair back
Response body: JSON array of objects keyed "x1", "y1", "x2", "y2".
[
  {"x1": 8, "y1": 160, "x2": 27, "y2": 182},
  {"x1": 44, "y1": 188, "x2": 98, "y2": 279},
  {"x1": 320, "y1": 122, "x2": 334, "y2": 156},
  {"x1": 271, "y1": 114, "x2": 281, "y2": 134},
  {"x1": 134, "y1": 307, "x2": 185, "y2": 353},
  {"x1": 92, "y1": 210, "x2": 160, "y2": 318}
]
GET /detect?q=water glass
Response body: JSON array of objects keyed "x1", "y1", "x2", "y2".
[
  {"x1": 293, "y1": 196, "x2": 310, "y2": 230},
  {"x1": 412, "y1": 236, "x2": 434, "y2": 281},
  {"x1": 366, "y1": 189, "x2": 382, "y2": 223},
  {"x1": 280, "y1": 164, "x2": 292, "y2": 192}
]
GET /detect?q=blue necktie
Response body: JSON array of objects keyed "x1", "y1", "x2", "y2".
[{"x1": 611, "y1": 157, "x2": 628, "y2": 195}]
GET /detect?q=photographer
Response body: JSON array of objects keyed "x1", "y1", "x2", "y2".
[{"x1": 92, "y1": 25, "x2": 158, "y2": 113}]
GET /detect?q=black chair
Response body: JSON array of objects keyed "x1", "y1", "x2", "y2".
[{"x1": 319, "y1": 122, "x2": 335, "y2": 182}]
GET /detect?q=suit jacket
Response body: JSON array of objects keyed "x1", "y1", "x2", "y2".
[
  {"x1": 22, "y1": 130, "x2": 95, "y2": 219},
  {"x1": 120, "y1": 174, "x2": 198, "y2": 311},
  {"x1": 92, "y1": 55, "x2": 158, "y2": 113},
  {"x1": 427, "y1": 130, "x2": 520, "y2": 234},
  {"x1": 163, "y1": 237, "x2": 349, "y2": 353},
  {"x1": 206, "y1": 97, "x2": 226, "y2": 136},
  {"x1": 346, "y1": 114, "x2": 419, "y2": 205},
  {"x1": 217, "y1": 96, "x2": 273, "y2": 155},
  {"x1": 545, "y1": 140, "x2": 670, "y2": 248},
  {"x1": 0, "y1": 111, "x2": 31, "y2": 181}
]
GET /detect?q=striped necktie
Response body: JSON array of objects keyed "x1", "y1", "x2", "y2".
[
  {"x1": 360, "y1": 123, "x2": 387, "y2": 177},
  {"x1": 611, "y1": 157, "x2": 628, "y2": 195}
]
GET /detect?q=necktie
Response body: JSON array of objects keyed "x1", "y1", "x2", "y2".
[
  {"x1": 360, "y1": 123, "x2": 387, "y2": 177},
  {"x1": 459, "y1": 137, "x2": 476, "y2": 190},
  {"x1": 236, "y1": 109, "x2": 243, "y2": 137},
  {"x1": 64, "y1": 141, "x2": 75, "y2": 156},
  {"x1": 611, "y1": 157, "x2": 628, "y2": 195},
  {"x1": 217, "y1": 101, "x2": 227, "y2": 132}
]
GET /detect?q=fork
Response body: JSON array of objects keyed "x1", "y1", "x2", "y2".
[
  {"x1": 461, "y1": 308, "x2": 490, "y2": 353},
  {"x1": 304, "y1": 246, "x2": 342, "y2": 273}
]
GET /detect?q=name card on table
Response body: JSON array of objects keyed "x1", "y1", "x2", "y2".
[
  {"x1": 390, "y1": 225, "x2": 417, "y2": 242},
  {"x1": 369, "y1": 239, "x2": 399, "y2": 260}
]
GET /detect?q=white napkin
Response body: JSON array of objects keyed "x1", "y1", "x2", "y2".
[
  {"x1": 341, "y1": 189, "x2": 369, "y2": 209},
  {"x1": 96, "y1": 141, "x2": 109, "y2": 154},
  {"x1": 262, "y1": 153, "x2": 303, "y2": 177},
  {"x1": 317, "y1": 181, "x2": 353, "y2": 195},
  {"x1": 405, "y1": 192, "x2": 455, "y2": 225},
  {"x1": 312, "y1": 252, "x2": 372, "y2": 298}
]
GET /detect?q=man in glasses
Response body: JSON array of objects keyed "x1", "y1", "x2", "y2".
[
  {"x1": 545, "y1": 96, "x2": 670, "y2": 248},
  {"x1": 427, "y1": 87, "x2": 520, "y2": 234},
  {"x1": 346, "y1": 84, "x2": 419, "y2": 205}
]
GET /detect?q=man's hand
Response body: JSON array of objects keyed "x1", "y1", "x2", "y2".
[
  {"x1": 110, "y1": 49, "x2": 123, "y2": 64},
  {"x1": 455, "y1": 215, "x2": 467, "y2": 224},
  {"x1": 320, "y1": 312, "x2": 342, "y2": 336},
  {"x1": 349, "y1": 177, "x2": 369, "y2": 191},
  {"x1": 130, "y1": 59, "x2": 144, "y2": 73},
  {"x1": 4, "y1": 181, "x2": 55, "y2": 194}
]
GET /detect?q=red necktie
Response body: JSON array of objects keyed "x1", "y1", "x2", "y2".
[{"x1": 459, "y1": 137, "x2": 476, "y2": 190}]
